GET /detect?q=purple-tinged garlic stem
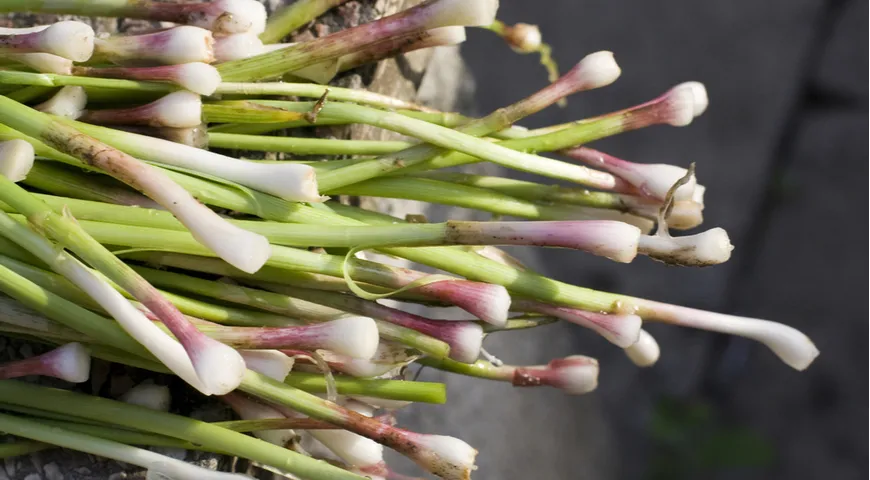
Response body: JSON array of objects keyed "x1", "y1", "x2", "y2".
[
  {"x1": 415, "y1": 280, "x2": 510, "y2": 328},
  {"x1": 564, "y1": 147, "x2": 697, "y2": 201},
  {"x1": 209, "y1": 316, "x2": 380, "y2": 360},
  {"x1": 631, "y1": 299, "x2": 819, "y2": 371},
  {"x1": 93, "y1": 26, "x2": 215, "y2": 66},
  {"x1": 337, "y1": 26, "x2": 467, "y2": 72},
  {"x1": 258, "y1": 283, "x2": 482, "y2": 363},
  {"x1": 72, "y1": 63, "x2": 221, "y2": 96},
  {"x1": 79, "y1": 91, "x2": 202, "y2": 128},
  {"x1": 304, "y1": 400, "x2": 386, "y2": 471},
  {"x1": 445, "y1": 220, "x2": 641, "y2": 263},
  {"x1": 136, "y1": 0, "x2": 267, "y2": 34},
  {"x1": 2, "y1": 52, "x2": 72, "y2": 74},
  {"x1": 0, "y1": 21, "x2": 94, "y2": 61},
  {"x1": 218, "y1": 0, "x2": 497, "y2": 81},
  {"x1": 0, "y1": 342, "x2": 90, "y2": 382},
  {"x1": 513, "y1": 299, "x2": 642, "y2": 348}
]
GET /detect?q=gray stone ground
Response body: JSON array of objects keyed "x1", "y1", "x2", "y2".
[{"x1": 392, "y1": 1, "x2": 867, "y2": 479}]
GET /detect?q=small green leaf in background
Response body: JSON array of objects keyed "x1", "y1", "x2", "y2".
[{"x1": 647, "y1": 396, "x2": 775, "y2": 480}]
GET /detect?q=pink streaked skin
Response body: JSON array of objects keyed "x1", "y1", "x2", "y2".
[
  {"x1": 403, "y1": 276, "x2": 510, "y2": 327},
  {"x1": 444, "y1": 220, "x2": 641, "y2": 263},
  {"x1": 348, "y1": 260, "x2": 510, "y2": 326},
  {"x1": 73, "y1": 64, "x2": 181, "y2": 80},
  {"x1": 628, "y1": 298, "x2": 819, "y2": 371},
  {"x1": 273, "y1": 288, "x2": 481, "y2": 364},
  {"x1": 212, "y1": 323, "x2": 342, "y2": 350},
  {"x1": 356, "y1": 463, "x2": 390, "y2": 479},
  {"x1": 203, "y1": 320, "x2": 375, "y2": 359},
  {"x1": 0, "y1": 30, "x2": 48, "y2": 54},
  {"x1": 78, "y1": 102, "x2": 165, "y2": 127},
  {"x1": 271, "y1": 399, "x2": 477, "y2": 480},
  {"x1": 562, "y1": 146, "x2": 693, "y2": 201},
  {"x1": 0, "y1": 22, "x2": 93, "y2": 61},
  {"x1": 0, "y1": 355, "x2": 65, "y2": 380},
  {"x1": 487, "y1": 51, "x2": 623, "y2": 130},
  {"x1": 135, "y1": 0, "x2": 265, "y2": 34},
  {"x1": 512, "y1": 356, "x2": 599, "y2": 394},
  {"x1": 347, "y1": 304, "x2": 482, "y2": 364},
  {"x1": 337, "y1": 27, "x2": 465, "y2": 72},
  {"x1": 512, "y1": 299, "x2": 642, "y2": 348},
  {"x1": 256, "y1": 280, "x2": 480, "y2": 362},
  {"x1": 585, "y1": 83, "x2": 696, "y2": 131},
  {"x1": 94, "y1": 27, "x2": 215, "y2": 66},
  {"x1": 222, "y1": 0, "x2": 495, "y2": 81},
  {"x1": 79, "y1": 92, "x2": 201, "y2": 128},
  {"x1": 71, "y1": 64, "x2": 213, "y2": 94},
  {"x1": 129, "y1": 275, "x2": 245, "y2": 392},
  {"x1": 0, "y1": 343, "x2": 89, "y2": 382}
]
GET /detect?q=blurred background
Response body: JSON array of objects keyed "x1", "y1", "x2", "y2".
[{"x1": 394, "y1": 1, "x2": 868, "y2": 479}]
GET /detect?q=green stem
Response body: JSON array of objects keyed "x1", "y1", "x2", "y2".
[
  {"x1": 418, "y1": 356, "x2": 512, "y2": 381},
  {"x1": 1, "y1": 320, "x2": 439, "y2": 405},
  {"x1": 260, "y1": 0, "x2": 352, "y2": 44},
  {"x1": 23, "y1": 417, "x2": 199, "y2": 451},
  {"x1": 8, "y1": 216, "x2": 428, "y2": 294},
  {"x1": 215, "y1": 82, "x2": 435, "y2": 112},
  {"x1": 121, "y1": 251, "x2": 435, "y2": 303},
  {"x1": 0, "y1": 440, "x2": 51, "y2": 459},
  {"x1": 129, "y1": 265, "x2": 451, "y2": 359},
  {"x1": 207, "y1": 132, "x2": 412, "y2": 155},
  {"x1": 23, "y1": 160, "x2": 160, "y2": 208},
  {"x1": 0, "y1": 261, "x2": 150, "y2": 358},
  {"x1": 0, "y1": 380, "x2": 363, "y2": 480},
  {"x1": 24, "y1": 140, "x2": 636, "y2": 316},
  {"x1": 481, "y1": 315, "x2": 560, "y2": 333},
  {"x1": 207, "y1": 109, "x2": 509, "y2": 136},
  {"x1": 284, "y1": 372, "x2": 445, "y2": 404},
  {"x1": 226, "y1": 100, "x2": 609, "y2": 189},
  {"x1": 394, "y1": 113, "x2": 627, "y2": 176},
  {"x1": 0, "y1": 251, "x2": 302, "y2": 329},
  {"x1": 413, "y1": 171, "x2": 628, "y2": 210},
  {"x1": 5, "y1": 85, "x2": 55, "y2": 103},
  {"x1": 329, "y1": 176, "x2": 614, "y2": 220},
  {"x1": 0, "y1": 176, "x2": 223, "y2": 378},
  {"x1": 0, "y1": 70, "x2": 173, "y2": 93},
  {"x1": 5, "y1": 190, "x2": 535, "y2": 248},
  {"x1": 0, "y1": 412, "x2": 224, "y2": 475}
]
